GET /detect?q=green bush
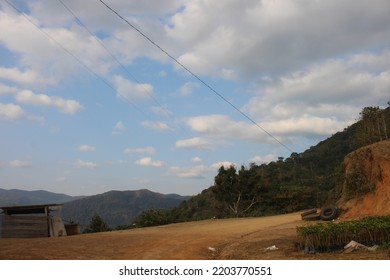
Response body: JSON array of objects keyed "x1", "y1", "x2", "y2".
[
  {"x1": 297, "y1": 215, "x2": 390, "y2": 251},
  {"x1": 83, "y1": 213, "x2": 111, "y2": 233}
]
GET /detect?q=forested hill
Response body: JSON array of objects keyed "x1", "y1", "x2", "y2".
[
  {"x1": 0, "y1": 188, "x2": 190, "y2": 230},
  {"x1": 61, "y1": 189, "x2": 190, "y2": 229},
  {"x1": 134, "y1": 106, "x2": 390, "y2": 226}
]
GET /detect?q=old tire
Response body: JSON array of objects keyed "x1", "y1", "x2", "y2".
[
  {"x1": 320, "y1": 206, "x2": 338, "y2": 221},
  {"x1": 302, "y1": 213, "x2": 321, "y2": 221},
  {"x1": 300, "y1": 208, "x2": 317, "y2": 219}
]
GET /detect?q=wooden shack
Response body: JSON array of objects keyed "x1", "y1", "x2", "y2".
[{"x1": 0, "y1": 204, "x2": 67, "y2": 238}]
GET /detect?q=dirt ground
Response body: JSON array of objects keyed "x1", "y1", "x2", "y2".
[{"x1": 0, "y1": 212, "x2": 388, "y2": 260}]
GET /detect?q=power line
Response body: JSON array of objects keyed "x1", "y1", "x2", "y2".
[
  {"x1": 57, "y1": 0, "x2": 191, "y2": 139},
  {"x1": 98, "y1": 0, "x2": 294, "y2": 153},
  {"x1": 3, "y1": 0, "x2": 153, "y2": 122},
  {"x1": 58, "y1": 0, "x2": 157, "y2": 106}
]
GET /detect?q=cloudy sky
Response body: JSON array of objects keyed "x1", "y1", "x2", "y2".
[{"x1": 0, "y1": 0, "x2": 389, "y2": 196}]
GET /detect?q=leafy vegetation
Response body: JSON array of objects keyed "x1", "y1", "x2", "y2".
[
  {"x1": 297, "y1": 216, "x2": 390, "y2": 251},
  {"x1": 83, "y1": 213, "x2": 111, "y2": 233},
  {"x1": 342, "y1": 148, "x2": 379, "y2": 200},
  {"x1": 357, "y1": 106, "x2": 388, "y2": 145},
  {"x1": 132, "y1": 208, "x2": 173, "y2": 228}
]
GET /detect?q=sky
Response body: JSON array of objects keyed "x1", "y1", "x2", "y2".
[{"x1": 0, "y1": 0, "x2": 389, "y2": 196}]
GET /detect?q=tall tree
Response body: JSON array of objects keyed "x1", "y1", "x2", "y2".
[
  {"x1": 83, "y1": 213, "x2": 110, "y2": 233},
  {"x1": 358, "y1": 106, "x2": 388, "y2": 145},
  {"x1": 212, "y1": 165, "x2": 259, "y2": 216}
]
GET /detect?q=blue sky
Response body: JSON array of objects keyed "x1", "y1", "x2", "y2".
[{"x1": 0, "y1": 0, "x2": 389, "y2": 196}]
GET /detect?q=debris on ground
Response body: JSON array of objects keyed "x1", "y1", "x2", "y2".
[
  {"x1": 300, "y1": 206, "x2": 339, "y2": 221},
  {"x1": 264, "y1": 245, "x2": 278, "y2": 251},
  {"x1": 343, "y1": 240, "x2": 379, "y2": 253},
  {"x1": 208, "y1": 246, "x2": 216, "y2": 252}
]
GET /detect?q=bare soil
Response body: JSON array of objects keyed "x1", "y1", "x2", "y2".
[
  {"x1": 0, "y1": 212, "x2": 388, "y2": 260},
  {"x1": 338, "y1": 140, "x2": 390, "y2": 220}
]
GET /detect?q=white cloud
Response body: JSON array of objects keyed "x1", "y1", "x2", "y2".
[
  {"x1": 75, "y1": 159, "x2": 97, "y2": 169},
  {"x1": 175, "y1": 137, "x2": 213, "y2": 150},
  {"x1": 113, "y1": 75, "x2": 154, "y2": 103},
  {"x1": 112, "y1": 121, "x2": 127, "y2": 135},
  {"x1": 0, "y1": 9, "x2": 110, "y2": 84},
  {"x1": 16, "y1": 90, "x2": 83, "y2": 114},
  {"x1": 249, "y1": 155, "x2": 277, "y2": 165},
  {"x1": 260, "y1": 59, "x2": 389, "y2": 106},
  {"x1": 166, "y1": 0, "x2": 390, "y2": 78},
  {"x1": 192, "y1": 156, "x2": 202, "y2": 163},
  {"x1": 78, "y1": 145, "x2": 96, "y2": 152},
  {"x1": 243, "y1": 52, "x2": 390, "y2": 140},
  {"x1": 210, "y1": 161, "x2": 235, "y2": 170},
  {"x1": 0, "y1": 103, "x2": 25, "y2": 120},
  {"x1": 0, "y1": 67, "x2": 49, "y2": 85},
  {"x1": 168, "y1": 165, "x2": 207, "y2": 179},
  {"x1": 225, "y1": 105, "x2": 354, "y2": 142},
  {"x1": 168, "y1": 161, "x2": 236, "y2": 179},
  {"x1": 150, "y1": 105, "x2": 172, "y2": 116},
  {"x1": 262, "y1": 115, "x2": 351, "y2": 138},
  {"x1": 136, "y1": 157, "x2": 164, "y2": 167},
  {"x1": 186, "y1": 115, "x2": 263, "y2": 142},
  {"x1": 9, "y1": 160, "x2": 30, "y2": 168},
  {"x1": 178, "y1": 82, "x2": 199, "y2": 97},
  {"x1": 220, "y1": 68, "x2": 237, "y2": 81},
  {"x1": 0, "y1": 83, "x2": 17, "y2": 96},
  {"x1": 141, "y1": 120, "x2": 170, "y2": 132},
  {"x1": 0, "y1": 102, "x2": 44, "y2": 123},
  {"x1": 124, "y1": 146, "x2": 155, "y2": 156}
]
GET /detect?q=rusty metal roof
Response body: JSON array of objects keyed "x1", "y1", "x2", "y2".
[{"x1": 0, "y1": 204, "x2": 63, "y2": 215}]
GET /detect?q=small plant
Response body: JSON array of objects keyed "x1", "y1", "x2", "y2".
[{"x1": 297, "y1": 215, "x2": 390, "y2": 251}]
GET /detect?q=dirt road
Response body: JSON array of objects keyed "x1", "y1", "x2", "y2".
[{"x1": 0, "y1": 212, "x2": 388, "y2": 260}]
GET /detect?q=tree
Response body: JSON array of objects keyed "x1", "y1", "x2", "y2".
[
  {"x1": 132, "y1": 208, "x2": 172, "y2": 227},
  {"x1": 83, "y1": 213, "x2": 111, "y2": 233},
  {"x1": 358, "y1": 106, "x2": 388, "y2": 145},
  {"x1": 212, "y1": 165, "x2": 259, "y2": 216}
]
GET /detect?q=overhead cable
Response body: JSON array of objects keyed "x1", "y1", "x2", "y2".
[
  {"x1": 98, "y1": 0, "x2": 294, "y2": 153},
  {"x1": 57, "y1": 0, "x2": 191, "y2": 139},
  {"x1": 3, "y1": 0, "x2": 153, "y2": 121}
]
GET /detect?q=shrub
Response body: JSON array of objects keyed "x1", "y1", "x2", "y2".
[{"x1": 297, "y1": 215, "x2": 390, "y2": 251}]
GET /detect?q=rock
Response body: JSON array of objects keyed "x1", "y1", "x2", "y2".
[
  {"x1": 343, "y1": 240, "x2": 379, "y2": 253},
  {"x1": 264, "y1": 245, "x2": 278, "y2": 251}
]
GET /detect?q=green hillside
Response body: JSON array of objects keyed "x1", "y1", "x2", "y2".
[
  {"x1": 61, "y1": 189, "x2": 189, "y2": 229},
  {"x1": 133, "y1": 106, "x2": 390, "y2": 226}
]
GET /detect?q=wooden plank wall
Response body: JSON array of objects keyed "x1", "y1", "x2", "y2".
[{"x1": 1, "y1": 215, "x2": 49, "y2": 238}]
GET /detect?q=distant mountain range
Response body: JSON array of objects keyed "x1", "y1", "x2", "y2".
[
  {"x1": 61, "y1": 189, "x2": 190, "y2": 229},
  {"x1": 0, "y1": 188, "x2": 190, "y2": 230},
  {"x1": 0, "y1": 188, "x2": 81, "y2": 206}
]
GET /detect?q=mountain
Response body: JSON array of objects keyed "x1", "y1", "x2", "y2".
[
  {"x1": 0, "y1": 188, "x2": 80, "y2": 207},
  {"x1": 163, "y1": 106, "x2": 390, "y2": 223},
  {"x1": 0, "y1": 188, "x2": 190, "y2": 231},
  {"x1": 60, "y1": 189, "x2": 190, "y2": 229}
]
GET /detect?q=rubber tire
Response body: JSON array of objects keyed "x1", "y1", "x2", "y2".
[
  {"x1": 320, "y1": 206, "x2": 338, "y2": 221},
  {"x1": 300, "y1": 208, "x2": 317, "y2": 219},
  {"x1": 302, "y1": 213, "x2": 321, "y2": 221}
]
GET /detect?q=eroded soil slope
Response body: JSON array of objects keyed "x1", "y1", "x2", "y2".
[{"x1": 338, "y1": 140, "x2": 390, "y2": 220}]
